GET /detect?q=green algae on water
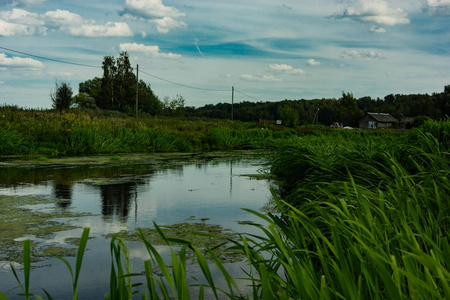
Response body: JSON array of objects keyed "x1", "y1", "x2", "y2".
[
  {"x1": 106, "y1": 218, "x2": 244, "y2": 263},
  {"x1": 0, "y1": 194, "x2": 94, "y2": 263}
]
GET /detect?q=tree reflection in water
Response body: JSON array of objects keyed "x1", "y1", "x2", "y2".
[
  {"x1": 53, "y1": 181, "x2": 73, "y2": 209},
  {"x1": 99, "y1": 181, "x2": 137, "y2": 222}
]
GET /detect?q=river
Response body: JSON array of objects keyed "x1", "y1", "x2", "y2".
[{"x1": 0, "y1": 152, "x2": 274, "y2": 298}]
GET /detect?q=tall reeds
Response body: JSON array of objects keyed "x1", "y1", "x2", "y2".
[
  {"x1": 3, "y1": 119, "x2": 448, "y2": 299},
  {"x1": 0, "y1": 108, "x2": 301, "y2": 155}
]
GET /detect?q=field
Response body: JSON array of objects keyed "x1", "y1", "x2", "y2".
[{"x1": 1, "y1": 107, "x2": 449, "y2": 299}]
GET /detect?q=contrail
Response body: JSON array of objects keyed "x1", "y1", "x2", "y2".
[{"x1": 194, "y1": 39, "x2": 204, "y2": 57}]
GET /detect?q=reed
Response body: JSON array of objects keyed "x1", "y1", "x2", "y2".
[
  {"x1": 0, "y1": 108, "x2": 301, "y2": 155},
  {"x1": 3, "y1": 118, "x2": 448, "y2": 299}
]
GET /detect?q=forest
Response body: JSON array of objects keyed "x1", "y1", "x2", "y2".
[{"x1": 185, "y1": 87, "x2": 450, "y2": 127}]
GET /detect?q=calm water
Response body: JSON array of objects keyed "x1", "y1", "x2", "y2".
[{"x1": 0, "y1": 152, "x2": 274, "y2": 298}]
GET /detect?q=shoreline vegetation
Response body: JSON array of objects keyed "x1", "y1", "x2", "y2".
[
  {"x1": 0, "y1": 107, "x2": 449, "y2": 299},
  {"x1": 0, "y1": 106, "x2": 306, "y2": 157}
]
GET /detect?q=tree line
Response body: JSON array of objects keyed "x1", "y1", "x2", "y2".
[
  {"x1": 185, "y1": 87, "x2": 450, "y2": 127},
  {"x1": 51, "y1": 53, "x2": 449, "y2": 127}
]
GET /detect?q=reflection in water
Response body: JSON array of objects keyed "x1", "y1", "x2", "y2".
[
  {"x1": 230, "y1": 159, "x2": 233, "y2": 197},
  {"x1": 53, "y1": 181, "x2": 73, "y2": 209},
  {"x1": 0, "y1": 153, "x2": 268, "y2": 224},
  {"x1": 0, "y1": 153, "x2": 273, "y2": 299},
  {"x1": 99, "y1": 182, "x2": 137, "y2": 222}
]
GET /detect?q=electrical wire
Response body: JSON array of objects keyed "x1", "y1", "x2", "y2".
[
  {"x1": 139, "y1": 70, "x2": 230, "y2": 92},
  {"x1": 234, "y1": 89, "x2": 266, "y2": 102},
  {"x1": 1, "y1": 46, "x2": 267, "y2": 101},
  {"x1": 0, "y1": 46, "x2": 101, "y2": 69}
]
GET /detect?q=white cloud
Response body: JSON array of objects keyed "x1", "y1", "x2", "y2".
[
  {"x1": 122, "y1": 0, "x2": 186, "y2": 34},
  {"x1": 342, "y1": 49, "x2": 386, "y2": 59},
  {"x1": 124, "y1": 0, "x2": 186, "y2": 19},
  {"x1": 67, "y1": 22, "x2": 133, "y2": 37},
  {"x1": 334, "y1": 0, "x2": 410, "y2": 26},
  {"x1": 240, "y1": 74, "x2": 282, "y2": 82},
  {"x1": 119, "y1": 43, "x2": 181, "y2": 58},
  {"x1": 0, "y1": 8, "x2": 43, "y2": 26},
  {"x1": 306, "y1": 59, "x2": 321, "y2": 66},
  {"x1": 426, "y1": 0, "x2": 450, "y2": 16},
  {"x1": 43, "y1": 9, "x2": 87, "y2": 28},
  {"x1": 370, "y1": 25, "x2": 386, "y2": 33},
  {"x1": 269, "y1": 63, "x2": 304, "y2": 74},
  {"x1": 152, "y1": 16, "x2": 187, "y2": 34},
  {"x1": 0, "y1": 53, "x2": 44, "y2": 68},
  {"x1": 0, "y1": 18, "x2": 35, "y2": 36},
  {"x1": 0, "y1": 8, "x2": 133, "y2": 37}
]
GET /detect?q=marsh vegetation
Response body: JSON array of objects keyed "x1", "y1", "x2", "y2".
[{"x1": 0, "y1": 108, "x2": 448, "y2": 299}]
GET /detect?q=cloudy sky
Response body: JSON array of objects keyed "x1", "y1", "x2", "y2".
[{"x1": 0, "y1": 0, "x2": 449, "y2": 108}]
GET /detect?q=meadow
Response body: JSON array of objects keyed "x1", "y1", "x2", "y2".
[
  {"x1": 0, "y1": 106, "x2": 301, "y2": 156},
  {"x1": 1, "y1": 106, "x2": 449, "y2": 299}
]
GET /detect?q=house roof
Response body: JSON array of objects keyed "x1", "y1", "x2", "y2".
[
  {"x1": 367, "y1": 113, "x2": 398, "y2": 123},
  {"x1": 400, "y1": 117, "x2": 415, "y2": 123}
]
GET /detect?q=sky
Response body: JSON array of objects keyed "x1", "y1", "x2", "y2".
[{"x1": 0, "y1": 0, "x2": 449, "y2": 108}]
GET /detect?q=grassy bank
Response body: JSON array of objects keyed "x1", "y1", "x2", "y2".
[
  {"x1": 0, "y1": 106, "x2": 300, "y2": 156},
  {"x1": 2, "y1": 110, "x2": 449, "y2": 298}
]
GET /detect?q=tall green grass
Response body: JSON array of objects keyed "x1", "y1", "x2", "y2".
[
  {"x1": 3, "y1": 119, "x2": 448, "y2": 299},
  {"x1": 0, "y1": 108, "x2": 301, "y2": 155}
]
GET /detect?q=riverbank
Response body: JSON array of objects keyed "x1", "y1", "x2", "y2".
[{"x1": 0, "y1": 106, "x2": 303, "y2": 156}]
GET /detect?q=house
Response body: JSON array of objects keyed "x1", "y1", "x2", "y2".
[
  {"x1": 400, "y1": 117, "x2": 415, "y2": 129},
  {"x1": 359, "y1": 113, "x2": 398, "y2": 129}
]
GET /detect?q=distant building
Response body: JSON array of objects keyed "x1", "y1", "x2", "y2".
[
  {"x1": 400, "y1": 117, "x2": 415, "y2": 129},
  {"x1": 359, "y1": 113, "x2": 398, "y2": 129}
]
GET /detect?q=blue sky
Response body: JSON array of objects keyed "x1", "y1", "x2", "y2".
[{"x1": 0, "y1": 0, "x2": 449, "y2": 108}]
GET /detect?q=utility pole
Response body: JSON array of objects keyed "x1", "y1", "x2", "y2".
[
  {"x1": 231, "y1": 86, "x2": 234, "y2": 121},
  {"x1": 135, "y1": 64, "x2": 139, "y2": 118},
  {"x1": 317, "y1": 107, "x2": 320, "y2": 129}
]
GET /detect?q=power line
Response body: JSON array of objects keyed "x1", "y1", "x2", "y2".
[
  {"x1": 139, "y1": 69, "x2": 229, "y2": 92},
  {"x1": 1, "y1": 45, "x2": 267, "y2": 101},
  {"x1": 0, "y1": 46, "x2": 101, "y2": 69},
  {"x1": 234, "y1": 89, "x2": 266, "y2": 102}
]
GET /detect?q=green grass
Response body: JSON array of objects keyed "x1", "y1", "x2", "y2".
[
  {"x1": 2, "y1": 119, "x2": 449, "y2": 299},
  {"x1": 0, "y1": 107, "x2": 301, "y2": 155}
]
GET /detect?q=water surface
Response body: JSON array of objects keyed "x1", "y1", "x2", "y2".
[{"x1": 0, "y1": 152, "x2": 274, "y2": 298}]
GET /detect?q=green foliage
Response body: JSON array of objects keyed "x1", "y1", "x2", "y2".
[
  {"x1": 162, "y1": 94, "x2": 186, "y2": 117},
  {"x1": 137, "y1": 80, "x2": 161, "y2": 115},
  {"x1": 413, "y1": 115, "x2": 430, "y2": 127},
  {"x1": 72, "y1": 93, "x2": 97, "y2": 109},
  {"x1": 0, "y1": 126, "x2": 29, "y2": 154},
  {"x1": 56, "y1": 228, "x2": 90, "y2": 300},
  {"x1": 79, "y1": 53, "x2": 161, "y2": 115},
  {"x1": 339, "y1": 91, "x2": 363, "y2": 127},
  {"x1": 0, "y1": 108, "x2": 303, "y2": 155},
  {"x1": 3, "y1": 120, "x2": 449, "y2": 299},
  {"x1": 280, "y1": 104, "x2": 299, "y2": 127},
  {"x1": 186, "y1": 86, "x2": 449, "y2": 126},
  {"x1": 51, "y1": 80, "x2": 73, "y2": 112}
]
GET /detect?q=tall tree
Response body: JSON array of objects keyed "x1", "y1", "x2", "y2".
[
  {"x1": 79, "y1": 77, "x2": 101, "y2": 100},
  {"x1": 51, "y1": 80, "x2": 73, "y2": 112},
  {"x1": 280, "y1": 104, "x2": 299, "y2": 127},
  {"x1": 339, "y1": 92, "x2": 362, "y2": 127},
  {"x1": 101, "y1": 55, "x2": 116, "y2": 110},
  {"x1": 137, "y1": 80, "x2": 161, "y2": 115},
  {"x1": 114, "y1": 51, "x2": 135, "y2": 111}
]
